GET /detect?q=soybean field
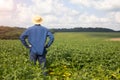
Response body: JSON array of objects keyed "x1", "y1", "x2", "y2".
[{"x1": 0, "y1": 32, "x2": 120, "y2": 80}]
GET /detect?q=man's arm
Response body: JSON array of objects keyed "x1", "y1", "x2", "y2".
[
  {"x1": 20, "y1": 29, "x2": 30, "y2": 48},
  {"x1": 45, "y1": 31, "x2": 54, "y2": 48}
]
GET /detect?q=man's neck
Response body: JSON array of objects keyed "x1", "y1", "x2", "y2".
[{"x1": 35, "y1": 24, "x2": 41, "y2": 26}]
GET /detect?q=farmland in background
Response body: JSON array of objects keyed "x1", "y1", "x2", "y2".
[{"x1": 0, "y1": 32, "x2": 120, "y2": 80}]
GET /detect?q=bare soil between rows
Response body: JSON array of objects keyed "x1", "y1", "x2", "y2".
[{"x1": 108, "y1": 38, "x2": 120, "y2": 41}]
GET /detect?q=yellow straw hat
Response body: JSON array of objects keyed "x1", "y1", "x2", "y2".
[{"x1": 32, "y1": 15, "x2": 43, "y2": 24}]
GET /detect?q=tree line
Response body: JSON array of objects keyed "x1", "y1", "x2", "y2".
[
  {"x1": 51, "y1": 27, "x2": 119, "y2": 32},
  {"x1": 0, "y1": 26, "x2": 119, "y2": 39}
]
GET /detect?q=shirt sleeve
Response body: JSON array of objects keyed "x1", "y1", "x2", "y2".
[
  {"x1": 19, "y1": 29, "x2": 29, "y2": 48},
  {"x1": 46, "y1": 31, "x2": 54, "y2": 48}
]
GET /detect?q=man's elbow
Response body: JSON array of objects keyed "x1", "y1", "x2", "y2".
[
  {"x1": 19, "y1": 35, "x2": 24, "y2": 42},
  {"x1": 19, "y1": 36, "x2": 22, "y2": 41},
  {"x1": 51, "y1": 36, "x2": 54, "y2": 42}
]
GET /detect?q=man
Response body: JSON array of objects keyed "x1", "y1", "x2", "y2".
[{"x1": 20, "y1": 16, "x2": 54, "y2": 70}]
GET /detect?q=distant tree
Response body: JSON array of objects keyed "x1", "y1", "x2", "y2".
[{"x1": 50, "y1": 27, "x2": 115, "y2": 32}]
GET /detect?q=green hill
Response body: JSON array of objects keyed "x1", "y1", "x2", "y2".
[
  {"x1": 0, "y1": 26, "x2": 25, "y2": 39},
  {"x1": 0, "y1": 26, "x2": 119, "y2": 39}
]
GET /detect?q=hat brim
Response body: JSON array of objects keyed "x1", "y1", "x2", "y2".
[
  {"x1": 32, "y1": 21, "x2": 42, "y2": 24},
  {"x1": 32, "y1": 17, "x2": 43, "y2": 24}
]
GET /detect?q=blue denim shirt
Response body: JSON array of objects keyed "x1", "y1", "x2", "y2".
[{"x1": 20, "y1": 25, "x2": 54, "y2": 55}]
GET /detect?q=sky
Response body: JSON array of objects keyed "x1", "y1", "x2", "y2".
[{"x1": 0, "y1": 0, "x2": 120, "y2": 30}]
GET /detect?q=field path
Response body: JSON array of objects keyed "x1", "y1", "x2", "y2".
[{"x1": 109, "y1": 38, "x2": 120, "y2": 41}]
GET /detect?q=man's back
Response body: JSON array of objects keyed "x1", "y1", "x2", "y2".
[{"x1": 20, "y1": 24, "x2": 54, "y2": 55}]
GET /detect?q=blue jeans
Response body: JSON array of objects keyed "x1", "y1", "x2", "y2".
[{"x1": 30, "y1": 48, "x2": 47, "y2": 69}]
